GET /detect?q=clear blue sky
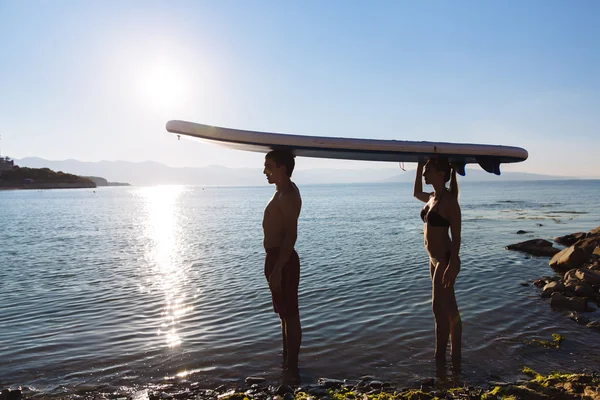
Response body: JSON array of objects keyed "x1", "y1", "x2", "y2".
[{"x1": 1, "y1": 0, "x2": 599, "y2": 177}]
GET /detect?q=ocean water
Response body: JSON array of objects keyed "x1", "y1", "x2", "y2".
[{"x1": 1, "y1": 180, "x2": 600, "y2": 395}]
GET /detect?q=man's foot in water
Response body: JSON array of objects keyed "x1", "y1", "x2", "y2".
[{"x1": 282, "y1": 365, "x2": 300, "y2": 385}]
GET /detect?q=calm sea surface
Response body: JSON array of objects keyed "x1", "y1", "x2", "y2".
[{"x1": 1, "y1": 180, "x2": 600, "y2": 395}]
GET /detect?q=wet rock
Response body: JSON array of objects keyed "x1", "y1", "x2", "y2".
[
  {"x1": 359, "y1": 375, "x2": 375, "y2": 381},
  {"x1": 564, "y1": 268, "x2": 580, "y2": 284},
  {"x1": 368, "y1": 381, "x2": 383, "y2": 389},
  {"x1": 590, "y1": 225, "x2": 600, "y2": 236},
  {"x1": 520, "y1": 282, "x2": 530, "y2": 286},
  {"x1": 575, "y1": 237, "x2": 600, "y2": 256},
  {"x1": 574, "y1": 268, "x2": 600, "y2": 286},
  {"x1": 584, "y1": 385, "x2": 600, "y2": 398},
  {"x1": 574, "y1": 283, "x2": 597, "y2": 298},
  {"x1": 317, "y1": 378, "x2": 344, "y2": 389},
  {"x1": 516, "y1": 230, "x2": 529, "y2": 234},
  {"x1": 419, "y1": 378, "x2": 434, "y2": 390},
  {"x1": 542, "y1": 280, "x2": 564, "y2": 295},
  {"x1": 342, "y1": 379, "x2": 359, "y2": 389},
  {"x1": 245, "y1": 377, "x2": 266, "y2": 385},
  {"x1": 217, "y1": 390, "x2": 235, "y2": 399},
  {"x1": 506, "y1": 239, "x2": 560, "y2": 257},
  {"x1": 549, "y1": 246, "x2": 588, "y2": 273},
  {"x1": 564, "y1": 279, "x2": 577, "y2": 289},
  {"x1": 282, "y1": 392, "x2": 294, "y2": 400},
  {"x1": 550, "y1": 292, "x2": 587, "y2": 312},
  {"x1": 533, "y1": 278, "x2": 547, "y2": 287},
  {"x1": 307, "y1": 387, "x2": 327, "y2": 396},
  {"x1": 0, "y1": 389, "x2": 22, "y2": 400},
  {"x1": 554, "y1": 232, "x2": 587, "y2": 246},
  {"x1": 587, "y1": 321, "x2": 600, "y2": 330},
  {"x1": 569, "y1": 312, "x2": 591, "y2": 324},
  {"x1": 557, "y1": 381, "x2": 576, "y2": 393},
  {"x1": 540, "y1": 385, "x2": 566, "y2": 398},
  {"x1": 132, "y1": 390, "x2": 150, "y2": 400},
  {"x1": 275, "y1": 385, "x2": 293, "y2": 395}
]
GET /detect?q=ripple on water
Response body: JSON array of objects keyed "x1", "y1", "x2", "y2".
[{"x1": 1, "y1": 181, "x2": 600, "y2": 393}]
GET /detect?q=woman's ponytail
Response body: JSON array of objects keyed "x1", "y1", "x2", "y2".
[{"x1": 449, "y1": 166, "x2": 459, "y2": 199}]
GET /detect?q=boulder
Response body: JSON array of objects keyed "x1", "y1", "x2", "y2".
[
  {"x1": 564, "y1": 269, "x2": 579, "y2": 282},
  {"x1": 506, "y1": 239, "x2": 560, "y2": 257},
  {"x1": 574, "y1": 268, "x2": 600, "y2": 286},
  {"x1": 317, "y1": 378, "x2": 344, "y2": 389},
  {"x1": 574, "y1": 283, "x2": 597, "y2": 298},
  {"x1": 549, "y1": 246, "x2": 588, "y2": 273},
  {"x1": 542, "y1": 281, "x2": 565, "y2": 295},
  {"x1": 574, "y1": 237, "x2": 600, "y2": 256},
  {"x1": 564, "y1": 279, "x2": 579, "y2": 292},
  {"x1": 533, "y1": 278, "x2": 547, "y2": 287},
  {"x1": 550, "y1": 293, "x2": 587, "y2": 312},
  {"x1": 568, "y1": 312, "x2": 590, "y2": 324},
  {"x1": 588, "y1": 225, "x2": 600, "y2": 236},
  {"x1": 245, "y1": 377, "x2": 266, "y2": 385},
  {"x1": 554, "y1": 232, "x2": 587, "y2": 246}
]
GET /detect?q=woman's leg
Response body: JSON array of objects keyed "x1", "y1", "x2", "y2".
[
  {"x1": 447, "y1": 287, "x2": 462, "y2": 362},
  {"x1": 431, "y1": 260, "x2": 450, "y2": 360}
]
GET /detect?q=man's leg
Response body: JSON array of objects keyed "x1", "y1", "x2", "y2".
[
  {"x1": 280, "y1": 317, "x2": 287, "y2": 367},
  {"x1": 284, "y1": 313, "x2": 301, "y2": 370}
]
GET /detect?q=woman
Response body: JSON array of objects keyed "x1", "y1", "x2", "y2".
[{"x1": 413, "y1": 158, "x2": 462, "y2": 364}]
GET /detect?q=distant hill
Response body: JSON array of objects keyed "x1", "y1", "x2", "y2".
[
  {"x1": 13, "y1": 157, "x2": 579, "y2": 186},
  {"x1": 0, "y1": 166, "x2": 96, "y2": 189},
  {"x1": 382, "y1": 168, "x2": 568, "y2": 182},
  {"x1": 84, "y1": 176, "x2": 131, "y2": 187}
]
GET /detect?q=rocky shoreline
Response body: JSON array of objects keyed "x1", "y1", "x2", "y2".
[
  {"x1": 507, "y1": 225, "x2": 600, "y2": 331},
  {"x1": 3, "y1": 368, "x2": 600, "y2": 400}
]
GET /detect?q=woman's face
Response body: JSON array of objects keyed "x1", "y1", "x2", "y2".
[{"x1": 423, "y1": 162, "x2": 443, "y2": 185}]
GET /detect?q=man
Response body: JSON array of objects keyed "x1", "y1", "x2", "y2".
[{"x1": 262, "y1": 149, "x2": 302, "y2": 373}]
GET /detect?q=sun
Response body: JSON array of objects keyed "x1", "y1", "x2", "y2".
[{"x1": 137, "y1": 60, "x2": 188, "y2": 112}]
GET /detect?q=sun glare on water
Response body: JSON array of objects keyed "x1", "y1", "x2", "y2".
[{"x1": 138, "y1": 185, "x2": 192, "y2": 348}]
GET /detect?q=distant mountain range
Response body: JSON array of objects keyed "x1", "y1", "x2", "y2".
[{"x1": 13, "y1": 157, "x2": 582, "y2": 186}]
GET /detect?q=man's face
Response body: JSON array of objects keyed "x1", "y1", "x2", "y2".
[{"x1": 263, "y1": 157, "x2": 285, "y2": 184}]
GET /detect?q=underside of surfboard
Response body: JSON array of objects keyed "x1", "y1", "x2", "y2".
[{"x1": 166, "y1": 120, "x2": 528, "y2": 176}]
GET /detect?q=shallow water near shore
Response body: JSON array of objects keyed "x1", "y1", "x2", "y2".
[{"x1": 1, "y1": 180, "x2": 600, "y2": 395}]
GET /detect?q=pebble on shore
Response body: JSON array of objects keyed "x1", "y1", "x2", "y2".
[{"x1": 5, "y1": 367, "x2": 599, "y2": 400}]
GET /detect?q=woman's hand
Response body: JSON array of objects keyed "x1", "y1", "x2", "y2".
[{"x1": 442, "y1": 257, "x2": 460, "y2": 288}]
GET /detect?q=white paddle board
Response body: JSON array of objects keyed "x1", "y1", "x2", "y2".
[{"x1": 166, "y1": 120, "x2": 528, "y2": 175}]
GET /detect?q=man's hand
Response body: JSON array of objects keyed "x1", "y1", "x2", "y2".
[{"x1": 269, "y1": 267, "x2": 283, "y2": 293}]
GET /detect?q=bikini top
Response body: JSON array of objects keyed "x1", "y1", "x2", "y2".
[{"x1": 420, "y1": 192, "x2": 451, "y2": 227}]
